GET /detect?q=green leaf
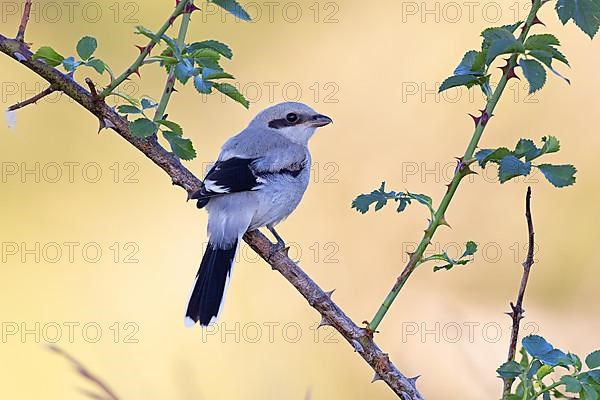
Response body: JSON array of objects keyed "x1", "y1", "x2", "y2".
[
  {"x1": 163, "y1": 131, "x2": 196, "y2": 160},
  {"x1": 540, "y1": 348, "x2": 569, "y2": 366},
  {"x1": 475, "y1": 147, "x2": 512, "y2": 168},
  {"x1": 156, "y1": 119, "x2": 183, "y2": 136},
  {"x1": 202, "y1": 67, "x2": 234, "y2": 80},
  {"x1": 482, "y1": 28, "x2": 524, "y2": 64},
  {"x1": 514, "y1": 139, "x2": 539, "y2": 161},
  {"x1": 352, "y1": 182, "x2": 392, "y2": 213},
  {"x1": 556, "y1": 0, "x2": 600, "y2": 39},
  {"x1": 76, "y1": 36, "x2": 97, "y2": 60},
  {"x1": 581, "y1": 382, "x2": 600, "y2": 400},
  {"x1": 498, "y1": 156, "x2": 532, "y2": 183},
  {"x1": 140, "y1": 98, "x2": 157, "y2": 109},
  {"x1": 561, "y1": 376, "x2": 582, "y2": 393},
  {"x1": 174, "y1": 59, "x2": 199, "y2": 84},
  {"x1": 194, "y1": 76, "x2": 214, "y2": 94},
  {"x1": 439, "y1": 74, "x2": 488, "y2": 93},
  {"x1": 32, "y1": 46, "x2": 64, "y2": 67},
  {"x1": 586, "y1": 351, "x2": 600, "y2": 369},
  {"x1": 540, "y1": 135, "x2": 561, "y2": 155},
  {"x1": 462, "y1": 241, "x2": 478, "y2": 257},
  {"x1": 497, "y1": 361, "x2": 523, "y2": 379},
  {"x1": 129, "y1": 118, "x2": 157, "y2": 138},
  {"x1": 522, "y1": 335, "x2": 554, "y2": 358},
  {"x1": 214, "y1": 83, "x2": 249, "y2": 108},
  {"x1": 62, "y1": 56, "x2": 81, "y2": 72},
  {"x1": 528, "y1": 50, "x2": 571, "y2": 84},
  {"x1": 454, "y1": 50, "x2": 485, "y2": 75},
  {"x1": 117, "y1": 105, "x2": 142, "y2": 114},
  {"x1": 210, "y1": 0, "x2": 251, "y2": 20},
  {"x1": 110, "y1": 91, "x2": 140, "y2": 107},
  {"x1": 407, "y1": 192, "x2": 433, "y2": 212},
  {"x1": 519, "y1": 59, "x2": 547, "y2": 94},
  {"x1": 537, "y1": 164, "x2": 577, "y2": 188},
  {"x1": 188, "y1": 40, "x2": 233, "y2": 59},
  {"x1": 537, "y1": 364, "x2": 554, "y2": 379},
  {"x1": 84, "y1": 58, "x2": 106, "y2": 74},
  {"x1": 525, "y1": 34, "x2": 561, "y2": 50}
]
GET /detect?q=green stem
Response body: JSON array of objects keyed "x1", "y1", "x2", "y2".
[
  {"x1": 152, "y1": 10, "x2": 192, "y2": 129},
  {"x1": 368, "y1": 0, "x2": 544, "y2": 332},
  {"x1": 98, "y1": 0, "x2": 189, "y2": 98}
]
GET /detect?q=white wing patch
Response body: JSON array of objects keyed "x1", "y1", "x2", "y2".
[{"x1": 204, "y1": 179, "x2": 230, "y2": 193}]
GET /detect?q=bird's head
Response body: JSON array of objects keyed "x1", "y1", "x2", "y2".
[{"x1": 249, "y1": 102, "x2": 332, "y2": 144}]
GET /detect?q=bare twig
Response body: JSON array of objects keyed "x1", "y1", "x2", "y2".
[
  {"x1": 502, "y1": 186, "x2": 535, "y2": 397},
  {"x1": 48, "y1": 345, "x2": 120, "y2": 400},
  {"x1": 7, "y1": 85, "x2": 55, "y2": 111},
  {"x1": 0, "y1": 33, "x2": 423, "y2": 400},
  {"x1": 15, "y1": 0, "x2": 32, "y2": 43}
]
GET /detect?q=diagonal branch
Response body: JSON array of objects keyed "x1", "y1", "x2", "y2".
[
  {"x1": 7, "y1": 85, "x2": 55, "y2": 111},
  {"x1": 48, "y1": 345, "x2": 120, "y2": 400},
  {"x1": 502, "y1": 186, "x2": 535, "y2": 397},
  {"x1": 0, "y1": 34, "x2": 423, "y2": 400},
  {"x1": 15, "y1": 0, "x2": 32, "y2": 43}
]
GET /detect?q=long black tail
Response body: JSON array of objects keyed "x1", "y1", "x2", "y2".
[{"x1": 185, "y1": 240, "x2": 237, "y2": 327}]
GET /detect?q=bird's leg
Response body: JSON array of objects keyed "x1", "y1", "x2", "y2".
[{"x1": 267, "y1": 225, "x2": 289, "y2": 257}]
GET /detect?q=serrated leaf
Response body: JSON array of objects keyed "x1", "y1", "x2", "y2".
[
  {"x1": 540, "y1": 135, "x2": 561, "y2": 154},
  {"x1": 407, "y1": 192, "x2": 433, "y2": 211},
  {"x1": 525, "y1": 34, "x2": 561, "y2": 50},
  {"x1": 129, "y1": 118, "x2": 156, "y2": 138},
  {"x1": 481, "y1": 27, "x2": 524, "y2": 64},
  {"x1": 202, "y1": 67, "x2": 234, "y2": 80},
  {"x1": 117, "y1": 105, "x2": 142, "y2": 114},
  {"x1": 586, "y1": 351, "x2": 600, "y2": 369},
  {"x1": 32, "y1": 46, "x2": 64, "y2": 67},
  {"x1": 462, "y1": 241, "x2": 478, "y2": 257},
  {"x1": 352, "y1": 183, "x2": 390, "y2": 214},
  {"x1": 439, "y1": 74, "x2": 487, "y2": 93},
  {"x1": 528, "y1": 50, "x2": 571, "y2": 84},
  {"x1": 519, "y1": 59, "x2": 547, "y2": 94},
  {"x1": 454, "y1": 50, "x2": 485, "y2": 75},
  {"x1": 561, "y1": 376, "x2": 582, "y2": 393},
  {"x1": 163, "y1": 131, "x2": 196, "y2": 160},
  {"x1": 84, "y1": 58, "x2": 106, "y2": 74},
  {"x1": 76, "y1": 36, "x2": 97, "y2": 60},
  {"x1": 582, "y1": 382, "x2": 600, "y2": 400},
  {"x1": 499, "y1": 156, "x2": 531, "y2": 183},
  {"x1": 475, "y1": 147, "x2": 513, "y2": 168},
  {"x1": 540, "y1": 348, "x2": 569, "y2": 366},
  {"x1": 193, "y1": 76, "x2": 214, "y2": 94},
  {"x1": 156, "y1": 119, "x2": 183, "y2": 136},
  {"x1": 140, "y1": 98, "x2": 157, "y2": 109},
  {"x1": 188, "y1": 40, "x2": 233, "y2": 59},
  {"x1": 497, "y1": 361, "x2": 523, "y2": 379},
  {"x1": 515, "y1": 139, "x2": 539, "y2": 160},
  {"x1": 210, "y1": 0, "x2": 251, "y2": 20},
  {"x1": 215, "y1": 83, "x2": 249, "y2": 108},
  {"x1": 174, "y1": 59, "x2": 199, "y2": 84},
  {"x1": 537, "y1": 164, "x2": 577, "y2": 188},
  {"x1": 523, "y1": 335, "x2": 554, "y2": 358},
  {"x1": 537, "y1": 364, "x2": 554, "y2": 379},
  {"x1": 556, "y1": 0, "x2": 600, "y2": 39}
]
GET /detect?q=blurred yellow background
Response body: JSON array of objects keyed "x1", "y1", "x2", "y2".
[{"x1": 1, "y1": 1, "x2": 599, "y2": 399}]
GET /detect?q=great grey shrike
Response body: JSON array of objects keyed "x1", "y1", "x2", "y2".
[{"x1": 185, "y1": 102, "x2": 332, "y2": 327}]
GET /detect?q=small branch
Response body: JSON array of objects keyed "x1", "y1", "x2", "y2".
[
  {"x1": 0, "y1": 32, "x2": 423, "y2": 400},
  {"x1": 502, "y1": 186, "x2": 535, "y2": 397},
  {"x1": 152, "y1": 9, "x2": 192, "y2": 127},
  {"x1": 367, "y1": 0, "x2": 545, "y2": 332},
  {"x1": 48, "y1": 345, "x2": 120, "y2": 400},
  {"x1": 15, "y1": 0, "x2": 32, "y2": 43},
  {"x1": 98, "y1": 0, "x2": 191, "y2": 98},
  {"x1": 7, "y1": 85, "x2": 55, "y2": 111}
]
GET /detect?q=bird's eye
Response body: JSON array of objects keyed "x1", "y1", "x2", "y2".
[{"x1": 286, "y1": 113, "x2": 299, "y2": 123}]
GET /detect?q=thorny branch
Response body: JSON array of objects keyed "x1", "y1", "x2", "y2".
[
  {"x1": 502, "y1": 186, "x2": 536, "y2": 397},
  {"x1": 49, "y1": 345, "x2": 120, "y2": 400},
  {"x1": 0, "y1": 7, "x2": 422, "y2": 400},
  {"x1": 15, "y1": 0, "x2": 32, "y2": 43}
]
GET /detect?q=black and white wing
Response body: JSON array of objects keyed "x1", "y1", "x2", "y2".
[
  {"x1": 191, "y1": 157, "x2": 262, "y2": 208},
  {"x1": 191, "y1": 156, "x2": 308, "y2": 208}
]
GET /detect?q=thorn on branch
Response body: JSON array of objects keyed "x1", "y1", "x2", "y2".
[
  {"x1": 500, "y1": 59, "x2": 520, "y2": 81},
  {"x1": 371, "y1": 373, "x2": 383, "y2": 383},
  {"x1": 318, "y1": 316, "x2": 331, "y2": 328},
  {"x1": 468, "y1": 109, "x2": 491, "y2": 127}
]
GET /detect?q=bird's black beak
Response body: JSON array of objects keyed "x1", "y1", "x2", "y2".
[{"x1": 309, "y1": 114, "x2": 333, "y2": 127}]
